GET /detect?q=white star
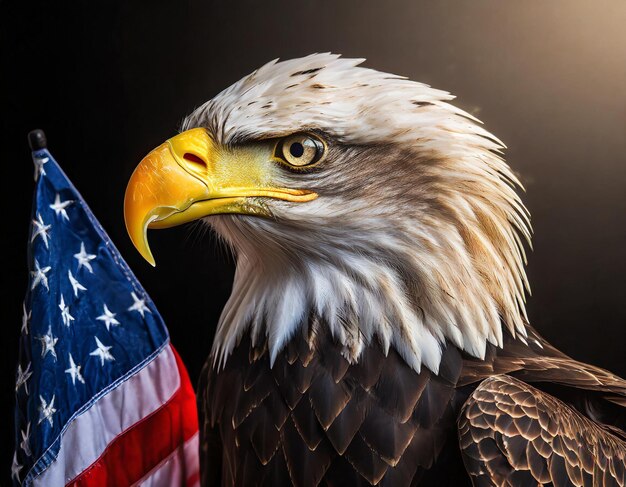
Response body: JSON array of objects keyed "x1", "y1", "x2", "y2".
[
  {"x1": 38, "y1": 394, "x2": 57, "y2": 427},
  {"x1": 33, "y1": 155, "x2": 48, "y2": 180},
  {"x1": 59, "y1": 294, "x2": 75, "y2": 327},
  {"x1": 49, "y1": 193, "x2": 74, "y2": 221},
  {"x1": 15, "y1": 362, "x2": 32, "y2": 394},
  {"x1": 68, "y1": 270, "x2": 87, "y2": 297},
  {"x1": 128, "y1": 292, "x2": 151, "y2": 318},
  {"x1": 21, "y1": 302, "x2": 31, "y2": 335},
  {"x1": 65, "y1": 353, "x2": 85, "y2": 385},
  {"x1": 74, "y1": 242, "x2": 96, "y2": 273},
  {"x1": 96, "y1": 304, "x2": 120, "y2": 331},
  {"x1": 36, "y1": 326, "x2": 58, "y2": 360},
  {"x1": 31, "y1": 213, "x2": 51, "y2": 249},
  {"x1": 31, "y1": 259, "x2": 51, "y2": 291},
  {"x1": 90, "y1": 336, "x2": 115, "y2": 366},
  {"x1": 20, "y1": 422, "x2": 31, "y2": 457},
  {"x1": 11, "y1": 451, "x2": 22, "y2": 482}
]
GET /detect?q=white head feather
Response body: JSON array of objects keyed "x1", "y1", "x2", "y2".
[{"x1": 183, "y1": 53, "x2": 531, "y2": 374}]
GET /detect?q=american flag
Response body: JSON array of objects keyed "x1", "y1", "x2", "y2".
[{"x1": 13, "y1": 142, "x2": 200, "y2": 486}]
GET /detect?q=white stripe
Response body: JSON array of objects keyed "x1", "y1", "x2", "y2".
[
  {"x1": 136, "y1": 432, "x2": 200, "y2": 487},
  {"x1": 32, "y1": 345, "x2": 180, "y2": 487}
]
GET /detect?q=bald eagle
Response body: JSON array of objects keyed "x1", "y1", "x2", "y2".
[{"x1": 124, "y1": 54, "x2": 626, "y2": 486}]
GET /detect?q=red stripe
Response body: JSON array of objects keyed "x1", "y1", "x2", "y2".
[
  {"x1": 68, "y1": 345, "x2": 199, "y2": 487},
  {"x1": 186, "y1": 470, "x2": 201, "y2": 486}
]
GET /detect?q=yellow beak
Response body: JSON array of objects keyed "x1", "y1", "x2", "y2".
[{"x1": 124, "y1": 128, "x2": 317, "y2": 266}]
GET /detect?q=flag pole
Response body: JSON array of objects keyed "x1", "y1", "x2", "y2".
[{"x1": 28, "y1": 129, "x2": 47, "y2": 151}]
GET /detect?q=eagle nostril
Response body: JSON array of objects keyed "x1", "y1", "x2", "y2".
[{"x1": 182, "y1": 152, "x2": 208, "y2": 171}]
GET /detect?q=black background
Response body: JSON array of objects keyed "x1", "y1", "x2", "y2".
[{"x1": 1, "y1": 0, "x2": 625, "y2": 482}]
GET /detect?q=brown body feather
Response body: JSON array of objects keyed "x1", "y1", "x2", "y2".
[{"x1": 198, "y1": 318, "x2": 626, "y2": 486}]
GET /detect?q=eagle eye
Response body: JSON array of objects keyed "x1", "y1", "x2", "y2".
[{"x1": 276, "y1": 134, "x2": 325, "y2": 167}]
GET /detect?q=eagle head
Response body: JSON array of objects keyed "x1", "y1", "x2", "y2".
[{"x1": 124, "y1": 54, "x2": 531, "y2": 373}]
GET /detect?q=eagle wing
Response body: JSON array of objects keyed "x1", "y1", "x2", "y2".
[
  {"x1": 458, "y1": 374, "x2": 626, "y2": 487},
  {"x1": 461, "y1": 325, "x2": 626, "y2": 423}
]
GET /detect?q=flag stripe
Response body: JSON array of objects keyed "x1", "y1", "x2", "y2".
[
  {"x1": 31, "y1": 345, "x2": 180, "y2": 487},
  {"x1": 137, "y1": 432, "x2": 201, "y2": 487},
  {"x1": 67, "y1": 346, "x2": 198, "y2": 486}
]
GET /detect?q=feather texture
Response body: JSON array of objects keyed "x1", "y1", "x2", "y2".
[
  {"x1": 459, "y1": 375, "x2": 626, "y2": 487},
  {"x1": 198, "y1": 319, "x2": 626, "y2": 486}
]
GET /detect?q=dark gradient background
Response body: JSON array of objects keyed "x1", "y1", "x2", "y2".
[{"x1": 1, "y1": 0, "x2": 625, "y2": 481}]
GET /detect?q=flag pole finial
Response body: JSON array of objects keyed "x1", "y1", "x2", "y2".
[{"x1": 28, "y1": 129, "x2": 47, "y2": 151}]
